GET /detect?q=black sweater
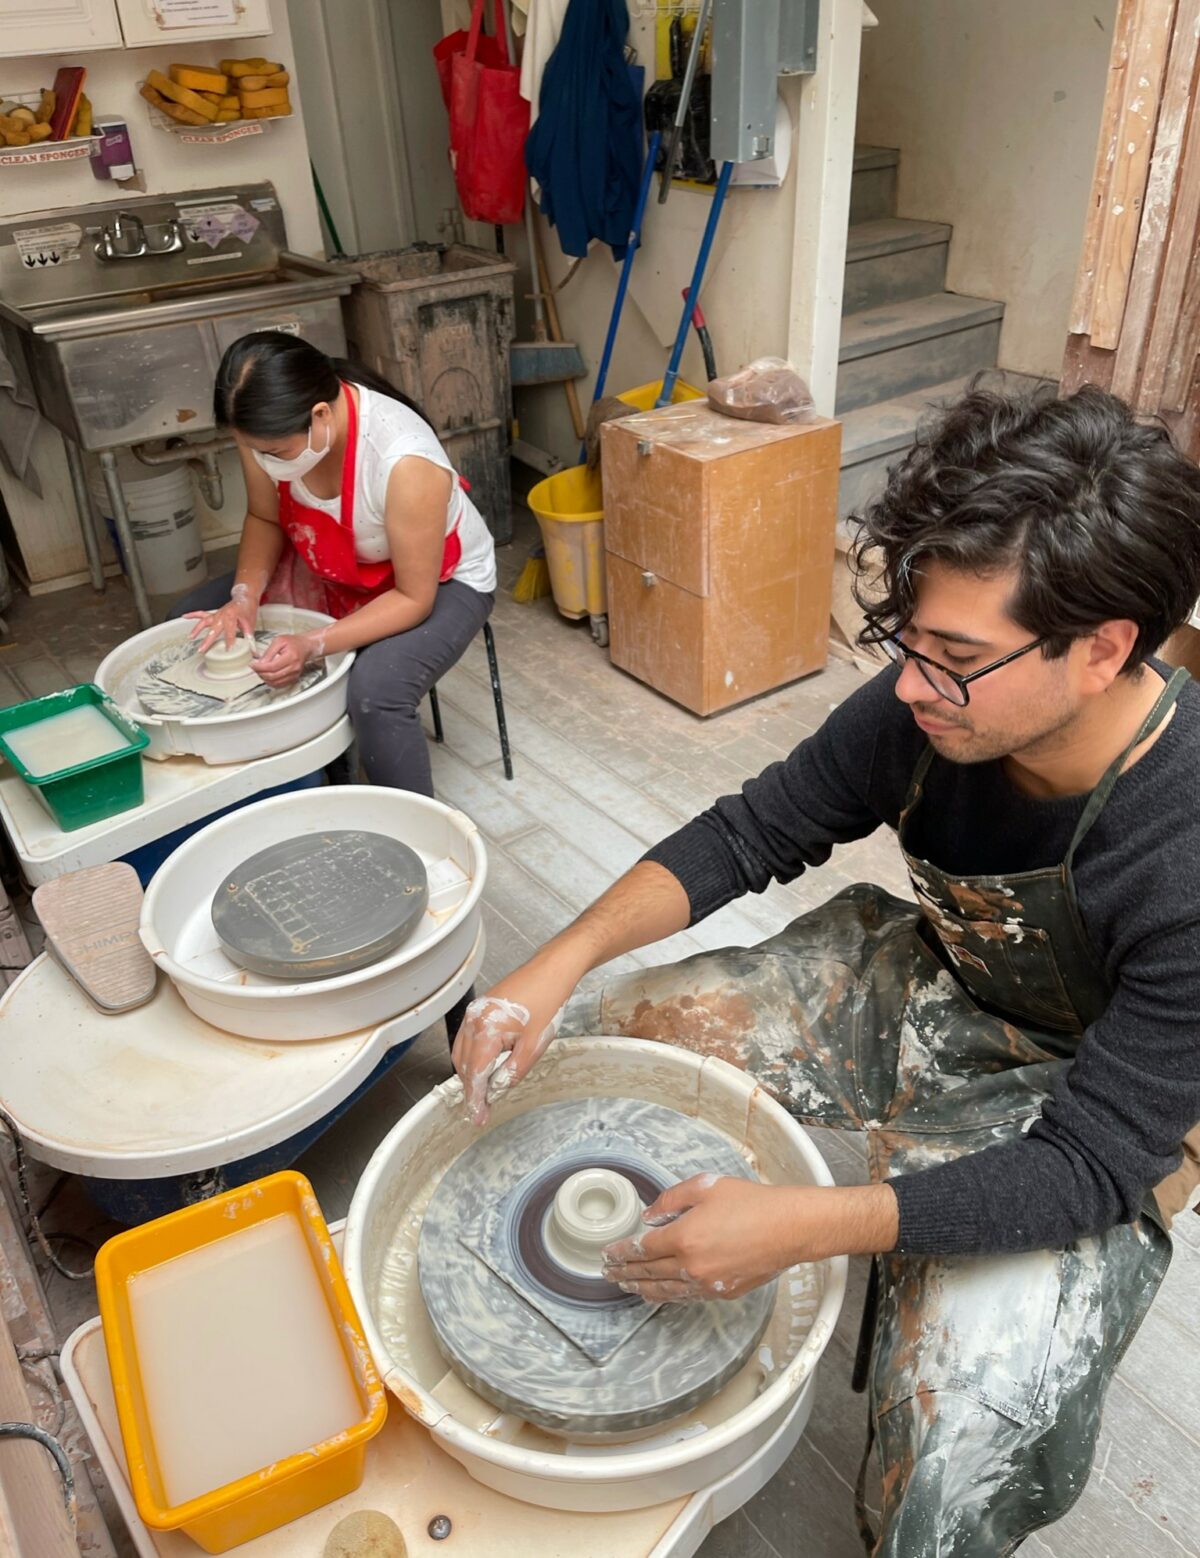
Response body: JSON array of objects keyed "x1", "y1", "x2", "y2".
[{"x1": 644, "y1": 662, "x2": 1200, "y2": 1255}]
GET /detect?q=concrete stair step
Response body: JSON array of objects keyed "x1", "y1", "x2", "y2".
[
  {"x1": 837, "y1": 371, "x2": 1054, "y2": 522},
  {"x1": 836, "y1": 291, "x2": 1004, "y2": 414},
  {"x1": 850, "y1": 144, "x2": 899, "y2": 224},
  {"x1": 843, "y1": 217, "x2": 953, "y2": 314}
]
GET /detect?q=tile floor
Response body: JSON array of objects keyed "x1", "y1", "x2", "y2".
[{"x1": 1, "y1": 510, "x2": 1197, "y2": 1557}]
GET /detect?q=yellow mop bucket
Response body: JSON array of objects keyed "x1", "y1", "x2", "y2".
[
  {"x1": 95, "y1": 1171, "x2": 387, "y2": 1553},
  {"x1": 526, "y1": 464, "x2": 606, "y2": 620},
  {"x1": 527, "y1": 380, "x2": 703, "y2": 622},
  {"x1": 615, "y1": 378, "x2": 704, "y2": 413}
]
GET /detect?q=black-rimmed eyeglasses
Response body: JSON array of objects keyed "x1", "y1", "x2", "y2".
[{"x1": 868, "y1": 631, "x2": 1047, "y2": 707}]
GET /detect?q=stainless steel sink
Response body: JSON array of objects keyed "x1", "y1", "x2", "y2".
[
  {"x1": 8, "y1": 258, "x2": 354, "y2": 345},
  {"x1": 0, "y1": 183, "x2": 359, "y2": 626},
  {"x1": 1, "y1": 185, "x2": 357, "y2": 451}
]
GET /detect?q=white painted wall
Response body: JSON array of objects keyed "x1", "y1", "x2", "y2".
[
  {"x1": 514, "y1": 0, "x2": 863, "y2": 463},
  {"x1": 856, "y1": 0, "x2": 1116, "y2": 379},
  {"x1": 0, "y1": 0, "x2": 321, "y2": 250}
]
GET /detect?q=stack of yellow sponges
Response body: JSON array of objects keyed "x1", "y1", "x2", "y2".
[
  {"x1": 139, "y1": 61, "x2": 293, "y2": 127},
  {"x1": 222, "y1": 57, "x2": 293, "y2": 120}
]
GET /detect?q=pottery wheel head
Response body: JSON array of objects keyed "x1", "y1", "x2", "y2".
[
  {"x1": 415, "y1": 1098, "x2": 776, "y2": 1439},
  {"x1": 513, "y1": 1156, "x2": 659, "y2": 1303}
]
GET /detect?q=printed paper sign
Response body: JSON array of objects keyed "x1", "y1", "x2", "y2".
[
  {"x1": 13, "y1": 222, "x2": 83, "y2": 268},
  {"x1": 154, "y1": 0, "x2": 237, "y2": 27},
  {"x1": 178, "y1": 201, "x2": 259, "y2": 248},
  {"x1": 0, "y1": 142, "x2": 90, "y2": 167}
]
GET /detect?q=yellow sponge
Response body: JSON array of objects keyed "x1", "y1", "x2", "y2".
[
  {"x1": 221, "y1": 57, "x2": 283, "y2": 77},
  {"x1": 169, "y1": 64, "x2": 229, "y2": 94},
  {"x1": 238, "y1": 86, "x2": 289, "y2": 110},
  {"x1": 145, "y1": 69, "x2": 220, "y2": 122}
]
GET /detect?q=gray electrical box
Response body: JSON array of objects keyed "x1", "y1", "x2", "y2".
[
  {"x1": 710, "y1": 0, "x2": 819, "y2": 166},
  {"x1": 779, "y1": 0, "x2": 820, "y2": 75}
]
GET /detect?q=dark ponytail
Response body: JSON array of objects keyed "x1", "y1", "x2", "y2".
[{"x1": 214, "y1": 330, "x2": 427, "y2": 437}]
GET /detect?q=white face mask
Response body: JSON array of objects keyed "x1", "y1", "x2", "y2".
[{"x1": 252, "y1": 419, "x2": 331, "y2": 483}]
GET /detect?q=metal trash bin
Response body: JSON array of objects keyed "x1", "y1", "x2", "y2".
[{"x1": 336, "y1": 245, "x2": 517, "y2": 544}]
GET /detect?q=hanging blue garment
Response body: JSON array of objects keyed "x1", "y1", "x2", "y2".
[{"x1": 524, "y1": 0, "x2": 644, "y2": 259}]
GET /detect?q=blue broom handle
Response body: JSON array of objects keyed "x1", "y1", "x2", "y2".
[
  {"x1": 657, "y1": 159, "x2": 734, "y2": 408},
  {"x1": 580, "y1": 129, "x2": 662, "y2": 462}
]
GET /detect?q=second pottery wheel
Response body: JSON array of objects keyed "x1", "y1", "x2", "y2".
[
  {"x1": 418, "y1": 1097, "x2": 775, "y2": 1438},
  {"x1": 211, "y1": 831, "x2": 429, "y2": 981},
  {"x1": 136, "y1": 630, "x2": 324, "y2": 719}
]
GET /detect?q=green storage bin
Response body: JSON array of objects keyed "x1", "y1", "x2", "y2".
[{"x1": 0, "y1": 684, "x2": 149, "y2": 833}]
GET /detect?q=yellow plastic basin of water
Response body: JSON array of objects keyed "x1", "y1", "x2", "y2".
[{"x1": 95, "y1": 1171, "x2": 388, "y2": 1553}]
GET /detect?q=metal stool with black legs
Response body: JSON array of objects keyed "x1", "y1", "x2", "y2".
[
  {"x1": 428, "y1": 619, "x2": 513, "y2": 781},
  {"x1": 431, "y1": 622, "x2": 512, "y2": 1055}
]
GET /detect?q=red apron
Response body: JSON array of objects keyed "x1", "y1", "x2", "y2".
[{"x1": 260, "y1": 381, "x2": 463, "y2": 621}]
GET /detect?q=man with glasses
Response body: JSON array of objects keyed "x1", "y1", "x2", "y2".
[{"x1": 453, "y1": 385, "x2": 1200, "y2": 1553}]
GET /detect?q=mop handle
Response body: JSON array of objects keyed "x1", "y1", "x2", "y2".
[
  {"x1": 579, "y1": 129, "x2": 662, "y2": 461},
  {"x1": 657, "y1": 159, "x2": 734, "y2": 408},
  {"x1": 659, "y1": 0, "x2": 713, "y2": 201}
]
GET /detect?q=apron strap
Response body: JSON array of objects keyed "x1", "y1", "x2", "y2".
[
  {"x1": 1065, "y1": 665, "x2": 1190, "y2": 864},
  {"x1": 900, "y1": 742, "x2": 937, "y2": 814}
]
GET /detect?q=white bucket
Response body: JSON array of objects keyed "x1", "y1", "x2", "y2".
[{"x1": 89, "y1": 459, "x2": 206, "y2": 598}]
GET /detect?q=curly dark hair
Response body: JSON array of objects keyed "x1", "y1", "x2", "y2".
[{"x1": 850, "y1": 383, "x2": 1200, "y2": 670}]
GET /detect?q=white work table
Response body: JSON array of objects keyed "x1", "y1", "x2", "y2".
[{"x1": 0, "y1": 717, "x2": 352, "y2": 887}]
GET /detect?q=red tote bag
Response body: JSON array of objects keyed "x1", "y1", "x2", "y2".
[{"x1": 433, "y1": 0, "x2": 530, "y2": 226}]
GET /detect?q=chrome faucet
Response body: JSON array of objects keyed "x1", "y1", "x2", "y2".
[
  {"x1": 94, "y1": 213, "x2": 185, "y2": 261},
  {"x1": 94, "y1": 211, "x2": 148, "y2": 261}
]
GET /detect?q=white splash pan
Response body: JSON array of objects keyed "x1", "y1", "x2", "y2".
[
  {"x1": 94, "y1": 606, "x2": 354, "y2": 764},
  {"x1": 140, "y1": 786, "x2": 486, "y2": 1041},
  {"x1": 344, "y1": 1037, "x2": 847, "y2": 1514},
  {"x1": 0, "y1": 934, "x2": 481, "y2": 1179}
]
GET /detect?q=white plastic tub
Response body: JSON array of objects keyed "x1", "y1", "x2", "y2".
[
  {"x1": 140, "y1": 786, "x2": 486, "y2": 1041},
  {"x1": 88, "y1": 459, "x2": 205, "y2": 598},
  {"x1": 94, "y1": 607, "x2": 354, "y2": 764},
  {"x1": 344, "y1": 1038, "x2": 846, "y2": 1514}
]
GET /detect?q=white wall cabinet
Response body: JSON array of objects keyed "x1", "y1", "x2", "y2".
[
  {"x1": 0, "y1": 0, "x2": 123, "y2": 59},
  {"x1": 113, "y1": 0, "x2": 272, "y2": 50},
  {"x1": 0, "y1": 0, "x2": 272, "y2": 58}
]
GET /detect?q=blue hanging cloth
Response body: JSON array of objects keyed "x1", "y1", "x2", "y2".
[{"x1": 524, "y1": 0, "x2": 644, "y2": 259}]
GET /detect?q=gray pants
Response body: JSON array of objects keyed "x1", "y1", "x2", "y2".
[{"x1": 170, "y1": 572, "x2": 493, "y2": 794}]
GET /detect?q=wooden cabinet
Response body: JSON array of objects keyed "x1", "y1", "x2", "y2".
[
  {"x1": 0, "y1": 0, "x2": 271, "y2": 57},
  {"x1": 602, "y1": 403, "x2": 842, "y2": 716},
  {"x1": 0, "y1": 0, "x2": 122, "y2": 58},
  {"x1": 114, "y1": 0, "x2": 272, "y2": 48}
]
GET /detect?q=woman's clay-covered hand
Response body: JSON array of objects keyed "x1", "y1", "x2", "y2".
[
  {"x1": 186, "y1": 581, "x2": 260, "y2": 652},
  {"x1": 451, "y1": 965, "x2": 572, "y2": 1125},
  {"x1": 251, "y1": 629, "x2": 326, "y2": 689}
]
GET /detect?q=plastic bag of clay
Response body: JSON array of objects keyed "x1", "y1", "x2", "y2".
[{"x1": 707, "y1": 357, "x2": 815, "y2": 424}]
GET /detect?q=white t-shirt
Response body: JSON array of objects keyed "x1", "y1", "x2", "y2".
[{"x1": 288, "y1": 384, "x2": 496, "y2": 594}]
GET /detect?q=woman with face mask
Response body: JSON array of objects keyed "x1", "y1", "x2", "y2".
[{"x1": 172, "y1": 331, "x2": 496, "y2": 793}]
